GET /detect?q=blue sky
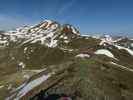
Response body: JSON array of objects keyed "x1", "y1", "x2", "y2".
[{"x1": 0, "y1": 0, "x2": 133, "y2": 35}]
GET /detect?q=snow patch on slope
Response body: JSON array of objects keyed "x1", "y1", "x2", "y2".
[
  {"x1": 99, "y1": 35, "x2": 114, "y2": 46},
  {"x1": 0, "y1": 85, "x2": 4, "y2": 89},
  {"x1": 7, "y1": 72, "x2": 55, "y2": 100},
  {"x1": 131, "y1": 43, "x2": 133, "y2": 47},
  {"x1": 18, "y1": 62, "x2": 25, "y2": 69},
  {"x1": 76, "y1": 54, "x2": 90, "y2": 58},
  {"x1": 71, "y1": 26, "x2": 78, "y2": 35},
  {"x1": 95, "y1": 49, "x2": 116, "y2": 59},
  {"x1": 110, "y1": 62, "x2": 133, "y2": 73},
  {"x1": 115, "y1": 45, "x2": 133, "y2": 56}
]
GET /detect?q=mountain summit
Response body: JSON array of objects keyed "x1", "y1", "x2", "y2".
[
  {"x1": 0, "y1": 20, "x2": 133, "y2": 100},
  {"x1": 0, "y1": 20, "x2": 80, "y2": 48}
]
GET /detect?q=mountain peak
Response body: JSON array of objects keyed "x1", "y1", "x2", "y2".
[
  {"x1": 0, "y1": 20, "x2": 80, "y2": 48},
  {"x1": 62, "y1": 24, "x2": 80, "y2": 35}
]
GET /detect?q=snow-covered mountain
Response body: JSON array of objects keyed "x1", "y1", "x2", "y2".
[
  {"x1": 0, "y1": 20, "x2": 80, "y2": 48},
  {"x1": 0, "y1": 20, "x2": 133, "y2": 100}
]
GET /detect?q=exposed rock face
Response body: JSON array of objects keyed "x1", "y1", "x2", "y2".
[{"x1": 0, "y1": 20, "x2": 133, "y2": 100}]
